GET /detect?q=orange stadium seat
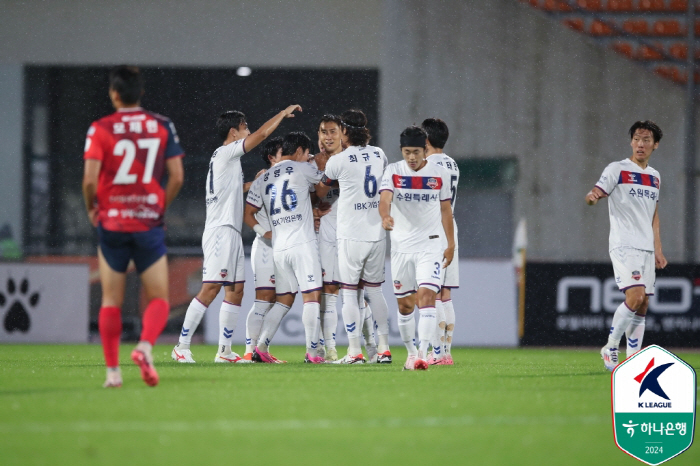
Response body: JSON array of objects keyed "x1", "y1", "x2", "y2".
[
  {"x1": 652, "y1": 20, "x2": 684, "y2": 36},
  {"x1": 564, "y1": 18, "x2": 585, "y2": 31},
  {"x1": 654, "y1": 65, "x2": 674, "y2": 79},
  {"x1": 670, "y1": 66, "x2": 687, "y2": 83},
  {"x1": 576, "y1": 0, "x2": 603, "y2": 10},
  {"x1": 623, "y1": 19, "x2": 649, "y2": 34},
  {"x1": 668, "y1": 0, "x2": 689, "y2": 12},
  {"x1": 543, "y1": 0, "x2": 574, "y2": 11},
  {"x1": 591, "y1": 19, "x2": 616, "y2": 34},
  {"x1": 606, "y1": 0, "x2": 634, "y2": 11},
  {"x1": 637, "y1": 43, "x2": 664, "y2": 59},
  {"x1": 638, "y1": 0, "x2": 666, "y2": 11},
  {"x1": 611, "y1": 41, "x2": 635, "y2": 57},
  {"x1": 669, "y1": 43, "x2": 687, "y2": 59}
]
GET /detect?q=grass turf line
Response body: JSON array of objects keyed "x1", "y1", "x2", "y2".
[{"x1": 0, "y1": 345, "x2": 697, "y2": 466}]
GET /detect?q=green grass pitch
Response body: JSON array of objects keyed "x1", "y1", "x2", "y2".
[{"x1": 0, "y1": 345, "x2": 697, "y2": 466}]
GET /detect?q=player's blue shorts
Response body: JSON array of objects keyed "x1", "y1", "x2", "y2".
[{"x1": 98, "y1": 225, "x2": 167, "y2": 274}]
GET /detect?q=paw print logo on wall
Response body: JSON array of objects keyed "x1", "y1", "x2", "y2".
[{"x1": 1, "y1": 277, "x2": 39, "y2": 333}]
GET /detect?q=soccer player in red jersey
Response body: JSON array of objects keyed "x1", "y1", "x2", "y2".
[{"x1": 82, "y1": 66, "x2": 185, "y2": 387}]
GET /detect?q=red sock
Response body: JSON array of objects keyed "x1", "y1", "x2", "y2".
[
  {"x1": 140, "y1": 298, "x2": 170, "y2": 345},
  {"x1": 99, "y1": 306, "x2": 122, "y2": 367}
]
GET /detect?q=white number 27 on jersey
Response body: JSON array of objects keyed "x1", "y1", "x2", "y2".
[{"x1": 113, "y1": 138, "x2": 161, "y2": 185}]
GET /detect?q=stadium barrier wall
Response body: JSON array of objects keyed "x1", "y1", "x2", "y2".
[
  {"x1": 522, "y1": 263, "x2": 700, "y2": 347},
  {"x1": 204, "y1": 258, "x2": 518, "y2": 348},
  {"x1": 0, "y1": 263, "x2": 89, "y2": 343}
]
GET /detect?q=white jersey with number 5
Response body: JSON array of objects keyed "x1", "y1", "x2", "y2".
[
  {"x1": 204, "y1": 138, "x2": 247, "y2": 232},
  {"x1": 246, "y1": 159, "x2": 324, "y2": 251},
  {"x1": 380, "y1": 160, "x2": 452, "y2": 253},
  {"x1": 323, "y1": 144, "x2": 387, "y2": 242},
  {"x1": 427, "y1": 153, "x2": 459, "y2": 248},
  {"x1": 594, "y1": 158, "x2": 660, "y2": 252}
]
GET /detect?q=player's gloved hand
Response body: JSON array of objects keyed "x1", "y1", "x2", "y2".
[
  {"x1": 443, "y1": 246, "x2": 455, "y2": 268},
  {"x1": 655, "y1": 250, "x2": 668, "y2": 269},
  {"x1": 283, "y1": 105, "x2": 302, "y2": 118},
  {"x1": 382, "y1": 215, "x2": 394, "y2": 231}
]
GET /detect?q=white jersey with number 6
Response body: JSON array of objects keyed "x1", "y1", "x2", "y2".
[
  {"x1": 204, "y1": 138, "x2": 247, "y2": 232},
  {"x1": 246, "y1": 159, "x2": 324, "y2": 251},
  {"x1": 323, "y1": 144, "x2": 387, "y2": 242}
]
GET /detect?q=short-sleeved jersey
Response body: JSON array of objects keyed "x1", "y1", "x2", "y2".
[
  {"x1": 380, "y1": 160, "x2": 452, "y2": 253},
  {"x1": 246, "y1": 159, "x2": 324, "y2": 252},
  {"x1": 246, "y1": 172, "x2": 272, "y2": 245},
  {"x1": 204, "y1": 139, "x2": 247, "y2": 232},
  {"x1": 594, "y1": 158, "x2": 660, "y2": 252},
  {"x1": 310, "y1": 160, "x2": 340, "y2": 244},
  {"x1": 323, "y1": 145, "x2": 388, "y2": 243},
  {"x1": 427, "y1": 152, "x2": 460, "y2": 247},
  {"x1": 83, "y1": 107, "x2": 184, "y2": 232}
]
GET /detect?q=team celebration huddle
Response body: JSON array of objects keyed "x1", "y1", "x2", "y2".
[{"x1": 85, "y1": 66, "x2": 665, "y2": 388}]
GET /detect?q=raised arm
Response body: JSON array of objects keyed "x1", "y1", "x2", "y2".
[
  {"x1": 82, "y1": 159, "x2": 102, "y2": 227},
  {"x1": 245, "y1": 105, "x2": 302, "y2": 152},
  {"x1": 653, "y1": 204, "x2": 667, "y2": 269},
  {"x1": 440, "y1": 199, "x2": 455, "y2": 268},
  {"x1": 165, "y1": 156, "x2": 184, "y2": 208},
  {"x1": 585, "y1": 186, "x2": 608, "y2": 206}
]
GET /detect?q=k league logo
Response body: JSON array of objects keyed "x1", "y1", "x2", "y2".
[{"x1": 612, "y1": 345, "x2": 696, "y2": 465}]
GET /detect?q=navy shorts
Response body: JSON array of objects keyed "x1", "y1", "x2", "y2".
[{"x1": 98, "y1": 225, "x2": 167, "y2": 274}]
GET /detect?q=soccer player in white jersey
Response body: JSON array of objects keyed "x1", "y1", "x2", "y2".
[
  {"x1": 245, "y1": 132, "x2": 327, "y2": 363},
  {"x1": 379, "y1": 126, "x2": 455, "y2": 371},
  {"x1": 172, "y1": 105, "x2": 301, "y2": 364},
  {"x1": 242, "y1": 137, "x2": 284, "y2": 362},
  {"x1": 423, "y1": 118, "x2": 460, "y2": 365},
  {"x1": 318, "y1": 109, "x2": 392, "y2": 364},
  {"x1": 311, "y1": 115, "x2": 344, "y2": 361},
  {"x1": 585, "y1": 121, "x2": 667, "y2": 371}
]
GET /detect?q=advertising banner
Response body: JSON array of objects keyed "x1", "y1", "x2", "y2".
[
  {"x1": 523, "y1": 263, "x2": 700, "y2": 347},
  {"x1": 0, "y1": 263, "x2": 89, "y2": 343}
]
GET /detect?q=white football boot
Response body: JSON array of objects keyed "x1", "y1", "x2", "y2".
[
  {"x1": 214, "y1": 351, "x2": 250, "y2": 363},
  {"x1": 600, "y1": 346, "x2": 619, "y2": 372},
  {"x1": 171, "y1": 346, "x2": 196, "y2": 363},
  {"x1": 103, "y1": 367, "x2": 122, "y2": 388}
]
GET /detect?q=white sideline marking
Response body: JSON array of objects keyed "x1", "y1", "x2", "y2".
[{"x1": 0, "y1": 415, "x2": 609, "y2": 434}]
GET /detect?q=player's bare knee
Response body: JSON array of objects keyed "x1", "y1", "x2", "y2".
[
  {"x1": 416, "y1": 287, "x2": 437, "y2": 309},
  {"x1": 197, "y1": 283, "x2": 221, "y2": 306},
  {"x1": 256, "y1": 289, "x2": 276, "y2": 303},
  {"x1": 636, "y1": 296, "x2": 649, "y2": 316},
  {"x1": 625, "y1": 289, "x2": 645, "y2": 311}
]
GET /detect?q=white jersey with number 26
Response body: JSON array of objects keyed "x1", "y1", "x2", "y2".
[{"x1": 246, "y1": 159, "x2": 324, "y2": 252}]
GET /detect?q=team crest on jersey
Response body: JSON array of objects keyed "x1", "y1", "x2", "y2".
[
  {"x1": 220, "y1": 269, "x2": 228, "y2": 279},
  {"x1": 653, "y1": 177, "x2": 660, "y2": 189},
  {"x1": 632, "y1": 270, "x2": 641, "y2": 281},
  {"x1": 270, "y1": 275, "x2": 275, "y2": 284},
  {"x1": 393, "y1": 280, "x2": 402, "y2": 290},
  {"x1": 426, "y1": 177, "x2": 439, "y2": 189}
]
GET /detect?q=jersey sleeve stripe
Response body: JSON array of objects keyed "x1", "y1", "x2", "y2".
[
  {"x1": 246, "y1": 200, "x2": 262, "y2": 209},
  {"x1": 594, "y1": 184, "x2": 609, "y2": 196}
]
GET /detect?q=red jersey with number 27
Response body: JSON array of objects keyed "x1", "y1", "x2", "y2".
[{"x1": 83, "y1": 108, "x2": 185, "y2": 232}]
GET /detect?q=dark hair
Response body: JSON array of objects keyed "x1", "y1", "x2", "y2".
[
  {"x1": 318, "y1": 114, "x2": 343, "y2": 129},
  {"x1": 281, "y1": 132, "x2": 312, "y2": 156},
  {"x1": 261, "y1": 136, "x2": 283, "y2": 166},
  {"x1": 421, "y1": 118, "x2": 449, "y2": 149},
  {"x1": 400, "y1": 126, "x2": 428, "y2": 148},
  {"x1": 629, "y1": 120, "x2": 663, "y2": 143},
  {"x1": 109, "y1": 66, "x2": 143, "y2": 105},
  {"x1": 216, "y1": 110, "x2": 246, "y2": 141},
  {"x1": 341, "y1": 109, "x2": 371, "y2": 146}
]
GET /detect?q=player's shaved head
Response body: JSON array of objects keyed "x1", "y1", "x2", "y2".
[
  {"x1": 282, "y1": 132, "x2": 312, "y2": 157},
  {"x1": 421, "y1": 118, "x2": 449, "y2": 149},
  {"x1": 216, "y1": 110, "x2": 247, "y2": 141},
  {"x1": 109, "y1": 65, "x2": 143, "y2": 105},
  {"x1": 261, "y1": 136, "x2": 283, "y2": 166}
]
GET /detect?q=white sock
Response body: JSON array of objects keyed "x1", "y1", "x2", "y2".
[
  {"x1": 418, "y1": 307, "x2": 437, "y2": 356},
  {"x1": 361, "y1": 299, "x2": 376, "y2": 348},
  {"x1": 218, "y1": 301, "x2": 240, "y2": 354},
  {"x1": 625, "y1": 314, "x2": 646, "y2": 357},
  {"x1": 364, "y1": 286, "x2": 389, "y2": 352},
  {"x1": 245, "y1": 300, "x2": 273, "y2": 354},
  {"x1": 321, "y1": 293, "x2": 338, "y2": 349},
  {"x1": 302, "y1": 300, "x2": 321, "y2": 357},
  {"x1": 257, "y1": 302, "x2": 291, "y2": 352},
  {"x1": 178, "y1": 298, "x2": 207, "y2": 348},
  {"x1": 443, "y1": 299, "x2": 455, "y2": 354},
  {"x1": 607, "y1": 301, "x2": 637, "y2": 347},
  {"x1": 397, "y1": 310, "x2": 418, "y2": 356},
  {"x1": 341, "y1": 288, "x2": 362, "y2": 355},
  {"x1": 433, "y1": 300, "x2": 446, "y2": 358}
]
